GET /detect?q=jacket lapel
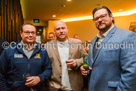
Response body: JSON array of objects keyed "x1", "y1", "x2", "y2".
[
  {"x1": 53, "y1": 40, "x2": 61, "y2": 64},
  {"x1": 89, "y1": 37, "x2": 97, "y2": 65},
  {"x1": 68, "y1": 38, "x2": 73, "y2": 59},
  {"x1": 92, "y1": 26, "x2": 117, "y2": 66},
  {"x1": 16, "y1": 42, "x2": 27, "y2": 57},
  {"x1": 17, "y1": 46, "x2": 25, "y2": 55}
]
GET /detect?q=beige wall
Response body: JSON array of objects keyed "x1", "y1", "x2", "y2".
[
  {"x1": 66, "y1": 20, "x2": 97, "y2": 42},
  {"x1": 114, "y1": 14, "x2": 136, "y2": 29},
  {"x1": 47, "y1": 20, "x2": 56, "y2": 38}
]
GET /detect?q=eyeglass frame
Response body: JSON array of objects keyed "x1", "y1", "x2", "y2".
[
  {"x1": 93, "y1": 14, "x2": 108, "y2": 22},
  {"x1": 22, "y1": 31, "x2": 36, "y2": 35}
]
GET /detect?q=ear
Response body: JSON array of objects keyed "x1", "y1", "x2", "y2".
[
  {"x1": 20, "y1": 31, "x2": 23, "y2": 37},
  {"x1": 110, "y1": 14, "x2": 113, "y2": 21},
  {"x1": 110, "y1": 13, "x2": 113, "y2": 17}
]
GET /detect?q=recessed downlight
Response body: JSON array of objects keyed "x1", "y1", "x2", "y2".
[
  {"x1": 67, "y1": 0, "x2": 72, "y2": 2},
  {"x1": 52, "y1": 15, "x2": 56, "y2": 18}
]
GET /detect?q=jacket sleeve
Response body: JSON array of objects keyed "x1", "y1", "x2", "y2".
[
  {"x1": 0, "y1": 49, "x2": 9, "y2": 91},
  {"x1": 38, "y1": 50, "x2": 52, "y2": 83},
  {"x1": 117, "y1": 32, "x2": 136, "y2": 91}
]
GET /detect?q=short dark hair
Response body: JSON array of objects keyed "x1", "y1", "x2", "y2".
[
  {"x1": 92, "y1": 6, "x2": 114, "y2": 23},
  {"x1": 20, "y1": 23, "x2": 36, "y2": 32}
]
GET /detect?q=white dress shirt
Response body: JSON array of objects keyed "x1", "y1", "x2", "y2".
[{"x1": 57, "y1": 40, "x2": 72, "y2": 90}]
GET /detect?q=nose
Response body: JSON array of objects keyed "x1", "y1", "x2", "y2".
[
  {"x1": 29, "y1": 33, "x2": 33, "y2": 36},
  {"x1": 97, "y1": 18, "x2": 102, "y2": 22},
  {"x1": 60, "y1": 29, "x2": 63, "y2": 32}
]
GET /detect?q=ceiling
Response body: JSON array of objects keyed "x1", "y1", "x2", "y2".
[{"x1": 20, "y1": 0, "x2": 136, "y2": 21}]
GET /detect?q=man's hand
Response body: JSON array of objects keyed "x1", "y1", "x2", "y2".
[
  {"x1": 66, "y1": 59, "x2": 77, "y2": 68},
  {"x1": 80, "y1": 66, "x2": 92, "y2": 76},
  {"x1": 25, "y1": 76, "x2": 40, "y2": 87}
]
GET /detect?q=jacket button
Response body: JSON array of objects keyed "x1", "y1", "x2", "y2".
[
  {"x1": 60, "y1": 76, "x2": 61, "y2": 78},
  {"x1": 60, "y1": 65, "x2": 61, "y2": 67}
]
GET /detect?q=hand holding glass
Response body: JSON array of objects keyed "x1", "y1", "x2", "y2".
[{"x1": 66, "y1": 59, "x2": 73, "y2": 70}]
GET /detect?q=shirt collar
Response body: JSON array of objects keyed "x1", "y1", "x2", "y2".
[
  {"x1": 57, "y1": 39, "x2": 69, "y2": 45},
  {"x1": 97, "y1": 25, "x2": 114, "y2": 39},
  {"x1": 20, "y1": 41, "x2": 37, "y2": 51}
]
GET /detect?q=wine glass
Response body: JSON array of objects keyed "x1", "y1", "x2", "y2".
[{"x1": 66, "y1": 53, "x2": 73, "y2": 70}]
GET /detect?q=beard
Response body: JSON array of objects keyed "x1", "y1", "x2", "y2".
[
  {"x1": 57, "y1": 35, "x2": 68, "y2": 42},
  {"x1": 97, "y1": 22, "x2": 111, "y2": 33}
]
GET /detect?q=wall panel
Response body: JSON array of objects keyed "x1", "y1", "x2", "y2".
[{"x1": 0, "y1": 0, "x2": 23, "y2": 42}]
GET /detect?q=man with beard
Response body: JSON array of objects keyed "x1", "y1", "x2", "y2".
[
  {"x1": 80, "y1": 6, "x2": 136, "y2": 91},
  {"x1": 45, "y1": 21, "x2": 87, "y2": 91}
]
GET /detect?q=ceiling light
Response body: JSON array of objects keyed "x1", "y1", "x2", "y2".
[
  {"x1": 114, "y1": 9, "x2": 136, "y2": 16},
  {"x1": 61, "y1": 8, "x2": 136, "y2": 22},
  {"x1": 61, "y1": 16, "x2": 93, "y2": 22},
  {"x1": 67, "y1": 0, "x2": 72, "y2": 2},
  {"x1": 52, "y1": 15, "x2": 56, "y2": 18},
  {"x1": 118, "y1": 9, "x2": 123, "y2": 11}
]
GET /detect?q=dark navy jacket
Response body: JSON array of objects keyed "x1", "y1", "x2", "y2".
[{"x1": 0, "y1": 42, "x2": 52, "y2": 91}]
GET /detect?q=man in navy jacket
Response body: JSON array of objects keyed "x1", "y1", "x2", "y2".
[{"x1": 0, "y1": 23, "x2": 52, "y2": 91}]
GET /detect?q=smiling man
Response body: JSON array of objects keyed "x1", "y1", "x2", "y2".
[
  {"x1": 80, "y1": 6, "x2": 136, "y2": 91},
  {"x1": 0, "y1": 23, "x2": 52, "y2": 91}
]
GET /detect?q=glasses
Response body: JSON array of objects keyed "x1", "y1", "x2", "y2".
[
  {"x1": 23, "y1": 31, "x2": 36, "y2": 35},
  {"x1": 93, "y1": 14, "x2": 107, "y2": 22}
]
